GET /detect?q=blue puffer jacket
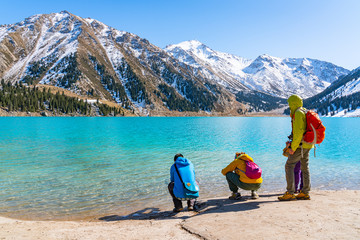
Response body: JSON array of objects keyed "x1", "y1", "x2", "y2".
[{"x1": 170, "y1": 157, "x2": 198, "y2": 199}]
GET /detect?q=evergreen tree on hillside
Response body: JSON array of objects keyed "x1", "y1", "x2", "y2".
[
  {"x1": 89, "y1": 55, "x2": 131, "y2": 108},
  {"x1": 236, "y1": 91, "x2": 287, "y2": 112},
  {"x1": 0, "y1": 81, "x2": 124, "y2": 116},
  {"x1": 160, "y1": 64, "x2": 217, "y2": 112},
  {"x1": 300, "y1": 69, "x2": 360, "y2": 116}
]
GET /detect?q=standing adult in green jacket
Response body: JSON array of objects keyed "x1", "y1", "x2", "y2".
[{"x1": 278, "y1": 95, "x2": 313, "y2": 201}]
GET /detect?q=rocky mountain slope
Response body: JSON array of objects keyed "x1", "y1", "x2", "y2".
[
  {"x1": 0, "y1": 11, "x2": 244, "y2": 116},
  {"x1": 303, "y1": 67, "x2": 360, "y2": 116},
  {"x1": 0, "y1": 11, "x2": 352, "y2": 116}
]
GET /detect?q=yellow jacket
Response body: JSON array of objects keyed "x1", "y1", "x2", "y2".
[{"x1": 221, "y1": 154, "x2": 263, "y2": 184}]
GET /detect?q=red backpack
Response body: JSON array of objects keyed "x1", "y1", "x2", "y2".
[{"x1": 296, "y1": 109, "x2": 326, "y2": 145}]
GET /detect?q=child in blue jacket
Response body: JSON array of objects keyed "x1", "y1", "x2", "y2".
[{"x1": 168, "y1": 153, "x2": 199, "y2": 212}]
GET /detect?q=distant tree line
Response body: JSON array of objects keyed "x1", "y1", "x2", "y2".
[
  {"x1": 95, "y1": 99, "x2": 124, "y2": 116},
  {"x1": 0, "y1": 80, "x2": 124, "y2": 116},
  {"x1": 236, "y1": 90, "x2": 287, "y2": 112},
  {"x1": 0, "y1": 80, "x2": 89, "y2": 114}
]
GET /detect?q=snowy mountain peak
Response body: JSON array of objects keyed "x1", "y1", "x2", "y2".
[
  {"x1": 166, "y1": 40, "x2": 350, "y2": 98},
  {"x1": 350, "y1": 66, "x2": 360, "y2": 74},
  {"x1": 175, "y1": 40, "x2": 204, "y2": 50},
  {"x1": 0, "y1": 11, "x2": 356, "y2": 116},
  {"x1": 0, "y1": 12, "x2": 246, "y2": 115},
  {"x1": 60, "y1": 10, "x2": 71, "y2": 15},
  {"x1": 165, "y1": 40, "x2": 252, "y2": 91},
  {"x1": 166, "y1": 40, "x2": 220, "y2": 58},
  {"x1": 255, "y1": 54, "x2": 282, "y2": 63},
  {"x1": 301, "y1": 58, "x2": 311, "y2": 66},
  {"x1": 167, "y1": 40, "x2": 210, "y2": 52}
]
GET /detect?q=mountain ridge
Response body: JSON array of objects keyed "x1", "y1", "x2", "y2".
[
  {"x1": 0, "y1": 11, "x2": 356, "y2": 116},
  {"x1": 303, "y1": 67, "x2": 360, "y2": 117},
  {"x1": 0, "y1": 11, "x2": 244, "y2": 116},
  {"x1": 165, "y1": 41, "x2": 350, "y2": 98}
]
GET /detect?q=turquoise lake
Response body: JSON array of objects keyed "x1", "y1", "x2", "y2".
[{"x1": 0, "y1": 117, "x2": 359, "y2": 220}]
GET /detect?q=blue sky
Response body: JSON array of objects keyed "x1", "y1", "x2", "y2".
[{"x1": 0, "y1": 0, "x2": 359, "y2": 69}]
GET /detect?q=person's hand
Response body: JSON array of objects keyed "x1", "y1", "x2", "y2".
[
  {"x1": 286, "y1": 141, "x2": 291, "y2": 147},
  {"x1": 289, "y1": 149, "x2": 295, "y2": 155}
]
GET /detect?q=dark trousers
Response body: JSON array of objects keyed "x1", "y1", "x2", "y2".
[
  {"x1": 168, "y1": 182, "x2": 195, "y2": 209},
  {"x1": 225, "y1": 172, "x2": 261, "y2": 192}
]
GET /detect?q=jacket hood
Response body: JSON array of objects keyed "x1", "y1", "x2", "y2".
[
  {"x1": 175, "y1": 157, "x2": 190, "y2": 167},
  {"x1": 237, "y1": 153, "x2": 254, "y2": 162},
  {"x1": 287, "y1": 95, "x2": 303, "y2": 116}
]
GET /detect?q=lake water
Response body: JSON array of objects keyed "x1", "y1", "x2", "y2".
[{"x1": 0, "y1": 117, "x2": 359, "y2": 220}]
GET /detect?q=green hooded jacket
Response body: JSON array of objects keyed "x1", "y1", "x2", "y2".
[{"x1": 287, "y1": 95, "x2": 314, "y2": 151}]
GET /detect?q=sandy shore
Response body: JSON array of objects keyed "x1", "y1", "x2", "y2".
[{"x1": 0, "y1": 190, "x2": 359, "y2": 240}]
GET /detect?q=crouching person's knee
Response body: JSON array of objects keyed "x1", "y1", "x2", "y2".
[{"x1": 225, "y1": 172, "x2": 233, "y2": 180}]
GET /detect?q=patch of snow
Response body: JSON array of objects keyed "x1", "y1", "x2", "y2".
[
  {"x1": 3, "y1": 12, "x2": 81, "y2": 83},
  {"x1": 320, "y1": 75, "x2": 360, "y2": 103},
  {"x1": 328, "y1": 107, "x2": 360, "y2": 117}
]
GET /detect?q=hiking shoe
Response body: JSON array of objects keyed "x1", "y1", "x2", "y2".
[
  {"x1": 187, "y1": 206, "x2": 194, "y2": 211},
  {"x1": 173, "y1": 207, "x2": 183, "y2": 213},
  {"x1": 278, "y1": 192, "x2": 296, "y2": 201},
  {"x1": 229, "y1": 192, "x2": 242, "y2": 200},
  {"x1": 251, "y1": 191, "x2": 259, "y2": 199},
  {"x1": 296, "y1": 191, "x2": 310, "y2": 200}
]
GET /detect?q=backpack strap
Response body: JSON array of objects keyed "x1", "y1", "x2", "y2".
[
  {"x1": 236, "y1": 158, "x2": 251, "y2": 174},
  {"x1": 174, "y1": 164, "x2": 186, "y2": 189},
  {"x1": 235, "y1": 167, "x2": 246, "y2": 175},
  {"x1": 292, "y1": 107, "x2": 308, "y2": 157},
  {"x1": 294, "y1": 107, "x2": 307, "y2": 117},
  {"x1": 294, "y1": 107, "x2": 317, "y2": 157}
]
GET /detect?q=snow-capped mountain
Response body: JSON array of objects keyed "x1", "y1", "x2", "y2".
[
  {"x1": 165, "y1": 41, "x2": 350, "y2": 98},
  {"x1": 303, "y1": 67, "x2": 360, "y2": 117},
  {"x1": 165, "y1": 40, "x2": 251, "y2": 92},
  {"x1": 0, "y1": 11, "x2": 242, "y2": 115},
  {"x1": 0, "y1": 11, "x2": 354, "y2": 116},
  {"x1": 325, "y1": 66, "x2": 360, "y2": 99}
]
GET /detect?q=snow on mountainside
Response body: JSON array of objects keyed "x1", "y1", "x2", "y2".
[
  {"x1": 166, "y1": 40, "x2": 251, "y2": 71},
  {"x1": 165, "y1": 40, "x2": 251, "y2": 92},
  {"x1": 0, "y1": 11, "x2": 243, "y2": 116},
  {"x1": 326, "y1": 67, "x2": 360, "y2": 100},
  {"x1": 303, "y1": 67, "x2": 360, "y2": 117},
  {"x1": 0, "y1": 11, "x2": 355, "y2": 116},
  {"x1": 166, "y1": 41, "x2": 350, "y2": 98},
  {"x1": 0, "y1": 12, "x2": 81, "y2": 84}
]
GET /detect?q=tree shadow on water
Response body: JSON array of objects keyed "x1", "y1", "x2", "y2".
[{"x1": 98, "y1": 193, "x2": 280, "y2": 222}]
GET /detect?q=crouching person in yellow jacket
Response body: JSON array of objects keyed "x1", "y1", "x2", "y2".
[{"x1": 221, "y1": 152, "x2": 262, "y2": 200}]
